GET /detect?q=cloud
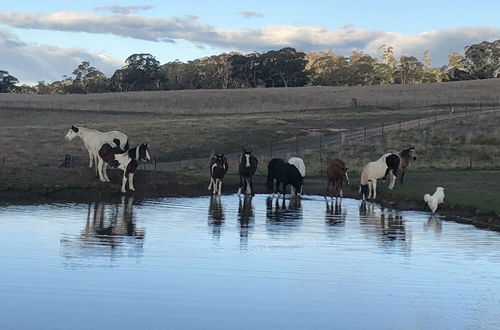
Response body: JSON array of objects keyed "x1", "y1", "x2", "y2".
[
  {"x1": 239, "y1": 11, "x2": 264, "y2": 19},
  {"x1": 0, "y1": 11, "x2": 499, "y2": 66},
  {"x1": 93, "y1": 5, "x2": 154, "y2": 15},
  {"x1": 0, "y1": 28, "x2": 123, "y2": 84}
]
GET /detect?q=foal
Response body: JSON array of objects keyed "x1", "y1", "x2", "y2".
[
  {"x1": 325, "y1": 159, "x2": 349, "y2": 199},
  {"x1": 208, "y1": 154, "x2": 228, "y2": 195},
  {"x1": 238, "y1": 149, "x2": 258, "y2": 196}
]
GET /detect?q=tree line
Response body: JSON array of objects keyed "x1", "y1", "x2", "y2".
[{"x1": 1, "y1": 39, "x2": 499, "y2": 94}]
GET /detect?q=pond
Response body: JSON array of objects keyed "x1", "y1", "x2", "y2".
[{"x1": 0, "y1": 195, "x2": 499, "y2": 330}]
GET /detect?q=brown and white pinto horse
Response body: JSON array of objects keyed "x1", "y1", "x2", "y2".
[
  {"x1": 208, "y1": 154, "x2": 228, "y2": 195},
  {"x1": 325, "y1": 159, "x2": 349, "y2": 199},
  {"x1": 98, "y1": 142, "x2": 150, "y2": 193}
]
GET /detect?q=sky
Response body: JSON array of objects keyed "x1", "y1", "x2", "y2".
[{"x1": 1, "y1": 0, "x2": 500, "y2": 85}]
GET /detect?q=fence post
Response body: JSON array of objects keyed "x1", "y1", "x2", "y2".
[
  {"x1": 295, "y1": 138, "x2": 298, "y2": 154},
  {"x1": 399, "y1": 120, "x2": 402, "y2": 134},
  {"x1": 154, "y1": 156, "x2": 157, "y2": 171},
  {"x1": 270, "y1": 142, "x2": 273, "y2": 158},
  {"x1": 381, "y1": 123, "x2": 384, "y2": 136},
  {"x1": 364, "y1": 127, "x2": 366, "y2": 140}
]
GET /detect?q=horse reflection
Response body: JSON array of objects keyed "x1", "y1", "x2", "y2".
[
  {"x1": 325, "y1": 200, "x2": 346, "y2": 227},
  {"x1": 61, "y1": 196, "x2": 145, "y2": 259},
  {"x1": 208, "y1": 195, "x2": 225, "y2": 242},
  {"x1": 424, "y1": 215, "x2": 442, "y2": 234},
  {"x1": 359, "y1": 201, "x2": 410, "y2": 252},
  {"x1": 265, "y1": 197, "x2": 303, "y2": 236},
  {"x1": 238, "y1": 196, "x2": 255, "y2": 250}
]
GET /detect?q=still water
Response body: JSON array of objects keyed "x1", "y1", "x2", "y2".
[{"x1": 0, "y1": 195, "x2": 499, "y2": 330}]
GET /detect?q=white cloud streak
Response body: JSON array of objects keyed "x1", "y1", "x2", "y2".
[
  {"x1": 0, "y1": 28, "x2": 123, "y2": 84},
  {"x1": 93, "y1": 5, "x2": 154, "y2": 15},
  {"x1": 0, "y1": 11, "x2": 499, "y2": 68}
]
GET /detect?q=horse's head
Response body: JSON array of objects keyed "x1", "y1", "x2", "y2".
[
  {"x1": 138, "y1": 143, "x2": 150, "y2": 162},
  {"x1": 401, "y1": 146, "x2": 417, "y2": 161},
  {"x1": 409, "y1": 146, "x2": 417, "y2": 160},
  {"x1": 243, "y1": 149, "x2": 252, "y2": 168},
  {"x1": 214, "y1": 153, "x2": 225, "y2": 167},
  {"x1": 64, "y1": 125, "x2": 79, "y2": 141}
]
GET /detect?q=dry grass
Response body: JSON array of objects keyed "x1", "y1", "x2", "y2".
[{"x1": 1, "y1": 79, "x2": 500, "y2": 114}]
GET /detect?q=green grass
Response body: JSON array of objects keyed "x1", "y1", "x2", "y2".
[{"x1": 369, "y1": 170, "x2": 500, "y2": 214}]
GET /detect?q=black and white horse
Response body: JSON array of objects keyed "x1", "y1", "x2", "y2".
[
  {"x1": 208, "y1": 153, "x2": 228, "y2": 195},
  {"x1": 288, "y1": 157, "x2": 306, "y2": 195},
  {"x1": 237, "y1": 149, "x2": 258, "y2": 196},
  {"x1": 266, "y1": 158, "x2": 303, "y2": 202},
  {"x1": 360, "y1": 153, "x2": 400, "y2": 200},
  {"x1": 98, "y1": 142, "x2": 150, "y2": 193}
]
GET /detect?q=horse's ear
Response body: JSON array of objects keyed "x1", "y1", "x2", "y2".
[{"x1": 71, "y1": 125, "x2": 79, "y2": 132}]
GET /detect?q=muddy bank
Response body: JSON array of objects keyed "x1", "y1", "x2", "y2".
[{"x1": 1, "y1": 167, "x2": 499, "y2": 230}]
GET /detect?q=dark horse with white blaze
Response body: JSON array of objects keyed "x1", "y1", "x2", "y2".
[
  {"x1": 209, "y1": 154, "x2": 228, "y2": 195},
  {"x1": 267, "y1": 158, "x2": 303, "y2": 202},
  {"x1": 238, "y1": 149, "x2": 258, "y2": 196}
]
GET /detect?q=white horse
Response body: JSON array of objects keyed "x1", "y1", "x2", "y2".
[
  {"x1": 64, "y1": 125, "x2": 128, "y2": 173},
  {"x1": 360, "y1": 153, "x2": 400, "y2": 200},
  {"x1": 288, "y1": 157, "x2": 306, "y2": 195}
]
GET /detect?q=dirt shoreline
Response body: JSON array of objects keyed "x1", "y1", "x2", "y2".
[{"x1": 1, "y1": 167, "x2": 499, "y2": 231}]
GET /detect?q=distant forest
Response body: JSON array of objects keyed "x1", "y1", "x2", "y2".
[{"x1": 1, "y1": 39, "x2": 499, "y2": 94}]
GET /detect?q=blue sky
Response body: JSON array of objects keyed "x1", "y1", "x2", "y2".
[{"x1": 1, "y1": 0, "x2": 500, "y2": 84}]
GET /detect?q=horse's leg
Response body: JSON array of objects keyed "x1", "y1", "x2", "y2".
[
  {"x1": 325, "y1": 180, "x2": 330, "y2": 199},
  {"x1": 88, "y1": 149, "x2": 93, "y2": 168},
  {"x1": 208, "y1": 177, "x2": 213, "y2": 191},
  {"x1": 249, "y1": 176, "x2": 255, "y2": 196},
  {"x1": 128, "y1": 172, "x2": 135, "y2": 191},
  {"x1": 218, "y1": 179, "x2": 222, "y2": 195},
  {"x1": 97, "y1": 158, "x2": 106, "y2": 182},
  {"x1": 372, "y1": 179, "x2": 378, "y2": 199},
  {"x1": 400, "y1": 171, "x2": 406, "y2": 184},
  {"x1": 389, "y1": 171, "x2": 396, "y2": 190},
  {"x1": 237, "y1": 175, "x2": 242, "y2": 195},
  {"x1": 339, "y1": 181, "x2": 343, "y2": 198},
  {"x1": 282, "y1": 183, "x2": 287, "y2": 202},
  {"x1": 121, "y1": 173, "x2": 127, "y2": 193}
]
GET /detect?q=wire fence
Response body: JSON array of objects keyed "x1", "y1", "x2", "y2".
[{"x1": 2, "y1": 104, "x2": 499, "y2": 173}]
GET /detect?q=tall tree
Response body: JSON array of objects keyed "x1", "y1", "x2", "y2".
[
  {"x1": 396, "y1": 55, "x2": 424, "y2": 84},
  {"x1": 0, "y1": 70, "x2": 19, "y2": 93},
  {"x1": 464, "y1": 40, "x2": 500, "y2": 79}
]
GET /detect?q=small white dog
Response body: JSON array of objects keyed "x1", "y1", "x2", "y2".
[{"x1": 424, "y1": 187, "x2": 445, "y2": 214}]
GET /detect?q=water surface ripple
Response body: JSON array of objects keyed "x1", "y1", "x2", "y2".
[{"x1": 1, "y1": 195, "x2": 499, "y2": 330}]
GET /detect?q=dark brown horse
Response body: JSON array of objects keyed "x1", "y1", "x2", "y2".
[
  {"x1": 325, "y1": 159, "x2": 349, "y2": 199},
  {"x1": 238, "y1": 149, "x2": 258, "y2": 196}
]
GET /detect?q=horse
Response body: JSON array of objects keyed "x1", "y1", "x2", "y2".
[
  {"x1": 267, "y1": 158, "x2": 303, "y2": 202},
  {"x1": 398, "y1": 146, "x2": 417, "y2": 184},
  {"x1": 98, "y1": 142, "x2": 150, "y2": 193},
  {"x1": 325, "y1": 159, "x2": 349, "y2": 199},
  {"x1": 96, "y1": 138, "x2": 123, "y2": 182},
  {"x1": 237, "y1": 149, "x2": 258, "y2": 196},
  {"x1": 360, "y1": 153, "x2": 400, "y2": 200},
  {"x1": 64, "y1": 125, "x2": 129, "y2": 173},
  {"x1": 288, "y1": 157, "x2": 306, "y2": 195},
  {"x1": 208, "y1": 154, "x2": 228, "y2": 195}
]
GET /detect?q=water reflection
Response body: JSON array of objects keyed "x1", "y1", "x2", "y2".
[
  {"x1": 265, "y1": 197, "x2": 303, "y2": 236},
  {"x1": 325, "y1": 200, "x2": 346, "y2": 226},
  {"x1": 424, "y1": 215, "x2": 443, "y2": 234},
  {"x1": 208, "y1": 195, "x2": 225, "y2": 242},
  {"x1": 61, "y1": 196, "x2": 145, "y2": 259},
  {"x1": 238, "y1": 196, "x2": 255, "y2": 250},
  {"x1": 359, "y1": 201, "x2": 411, "y2": 252}
]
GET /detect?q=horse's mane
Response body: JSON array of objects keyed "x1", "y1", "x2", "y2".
[{"x1": 128, "y1": 147, "x2": 137, "y2": 159}]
